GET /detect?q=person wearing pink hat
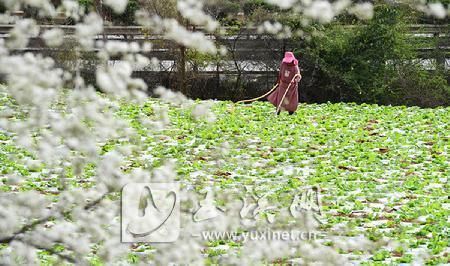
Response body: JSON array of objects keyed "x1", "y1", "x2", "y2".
[{"x1": 267, "y1": 52, "x2": 302, "y2": 115}]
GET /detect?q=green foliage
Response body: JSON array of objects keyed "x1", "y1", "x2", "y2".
[
  {"x1": 310, "y1": 5, "x2": 409, "y2": 101},
  {"x1": 372, "y1": 250, "x2": 391, "y2": 261},
  {"x1": 305, "y1": 4, "x2": 449, "y2": 107},
  {"x1": 78, "y1": 0, "x2": 93, "y2": 9},
  {"x1": 242, "y1": 0, "x2": 278, "y2": 15},
  {"x1": 109, "y1": 0, "x2": 139, "y2": 25},
  {"x1": 388, "y1": 65, "x2": 450, "y2": 106},
  {"x1": 205, "y1": 0, "x2": 241, "y2": 21},
  {"x1": 1, "y1": 84, "x2": 449, "y2": 263},
  {"x1": 77, "y1": 0, "x2": 139, "y2": 25},
  {"x1": 186, "y1": 49, "x2": 225, "y2": 69}
]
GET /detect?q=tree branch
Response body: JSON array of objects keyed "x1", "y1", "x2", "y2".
[
  {"x1": 0, "y1": 192, "x2": 109, "y2": 244},
  {"x1": 0, "y1": 215, "x2": 52, "y2": 244}
]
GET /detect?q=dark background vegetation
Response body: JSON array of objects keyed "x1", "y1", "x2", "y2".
[{"x1": 1, "y1": 0, "x2": 449, "y2": 107}]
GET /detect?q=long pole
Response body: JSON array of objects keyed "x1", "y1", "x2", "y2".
[{"x1": 276, "y1": 73, "x2": 301, "y2": 114}]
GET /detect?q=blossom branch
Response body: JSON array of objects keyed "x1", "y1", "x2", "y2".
[{"x1": 0, "y1": 192, "x2": 110, "y2": 244}]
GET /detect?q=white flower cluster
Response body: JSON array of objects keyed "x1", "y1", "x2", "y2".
[
  {"x1": 191, "y1": 101, "x2": 217, "y2": 122},
  {"x1": 97, "y1": 40, "x2": 152, "y2": 70},
  {"x1": 422, "y1": 2, "x2": 449, "y2": 19},
  {"x1": 274, "y1": 0, "x2": 373, "y2": 24},
  {"x1": 257, "y1": 21, "x2": 292, "y2": 38},
  {"x1": 6, "y1": 19, "x2": 40, "y2": 49},
  {"x1": 154, "y1": 86, "x2": 217, "y2": 122},
  {"x1": 136, "y1": 11, "x2": 217, "y2": 54},
  {"x1": 96, "y1": 61, "x2": 148, "y2": 100},
  {"x1": 264, "y1": 0, "x2": 447, "y2": 23},
  {"x1": 104, "y1": 0, "x2": 129, "y2": 14},
  {"x1": 103, "y1": 40, "x2": 136, "y2": 55},
  {"x1": 258, "y1": 21, "x2": 283, "y2": 35},
  {"x1": 60, "y1": 0, "x2": 85, "y2": 21},
  {"x1": 349, "y1": 2, "x2": 374, "y2": 20},
  {"x1": 0, "y1": 0, "x2": 447, "y2": 264},
  {"x1": 0, "y1": 53, "x2": 62, "y2": 107},
  {"x1": 265, "y1": 0, "x2": 297, "y2": 10},
  {"x1": 177, "y1": 0, "x2": 220, "y2": 32},
  {"x1": 304, "y1": 0, "x2": 336, "y2": 23},
  {"x1": 164, "y1": 20, "x2": 217, "y2": 53},
  {"x1": 42, "y1": 28, "x2": 64, "y2": 47},
  {"x1": 154, "y1": 86, "x2": 191, "y2": 106},
  {"x1": 76, "y1": 12, "x2": 103, "y2": 49},
  {"x1": 0, "y1": 13, "x2": 17, "y2": 24}
]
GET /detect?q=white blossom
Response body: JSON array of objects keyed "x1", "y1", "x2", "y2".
[
  {"x1": 0, "y1": 0, "x2": 443, "y2": 264},
  {"x1": 76, "y1": 12, "x2": 103, "y2": 49},
  {"x1": 332, "y1": 0, "x2": 351, "y2": 14},
  {"x1": 42, "y1": 28, "x2": 64, "y2": 47},
  {"x1": 192, "y1": 101, "x2": 216, "y2": 122},
  {"x1": 258, "y1": 21, "x2": 283, "y2": 35},
  {"x1": 60, "y1": 0, "x2": 84, "y2": 21},
  {"x1": 0, "y1": 13, "x2": 17, "y2": 24},
  {"x1": 427, "y1": 2, "x2": 447, "y2": 19},
  {"x1": 265, "y1": 0, "x2": 297, "y2": 9},
  {"x1": 104, "y1": 40, "x2": 130, "y2": 55},
  {"x1": 154, "y1": 86, "x2": 192, "y2": 106},
  {"x1": 177, "y1": 0, "x2": 219, "y2": 32},
  {"x1": 104, "y1": 0, "x2": 128, "y2": 14},
  {"x1": 349, "y1": 2, "x2": 374, "y2": 20},
  {"x1": 304, "y1": 1, "x2": 334, "y2": 23},
  {"x1": 136, "y1": 11, "x2": 217, "y2": 54},
  {"x1": 96, "y1": 61, "x2": 147, "y2": 99},
  {"x1": 6, "y1": 19, "x2": 39, "y2": 49}
]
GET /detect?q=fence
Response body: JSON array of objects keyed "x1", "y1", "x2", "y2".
[{"x1": 0, "y1": 24, "x2": 448, "y2": 100}]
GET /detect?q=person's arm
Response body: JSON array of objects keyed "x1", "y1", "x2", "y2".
[{"x1": 295, "y1": 66, "x2": 302, "y2": 82}]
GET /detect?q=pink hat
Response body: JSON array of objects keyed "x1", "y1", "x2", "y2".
[{"x1": 282, "y1": 52, "x2": 298, "y2": 65}]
